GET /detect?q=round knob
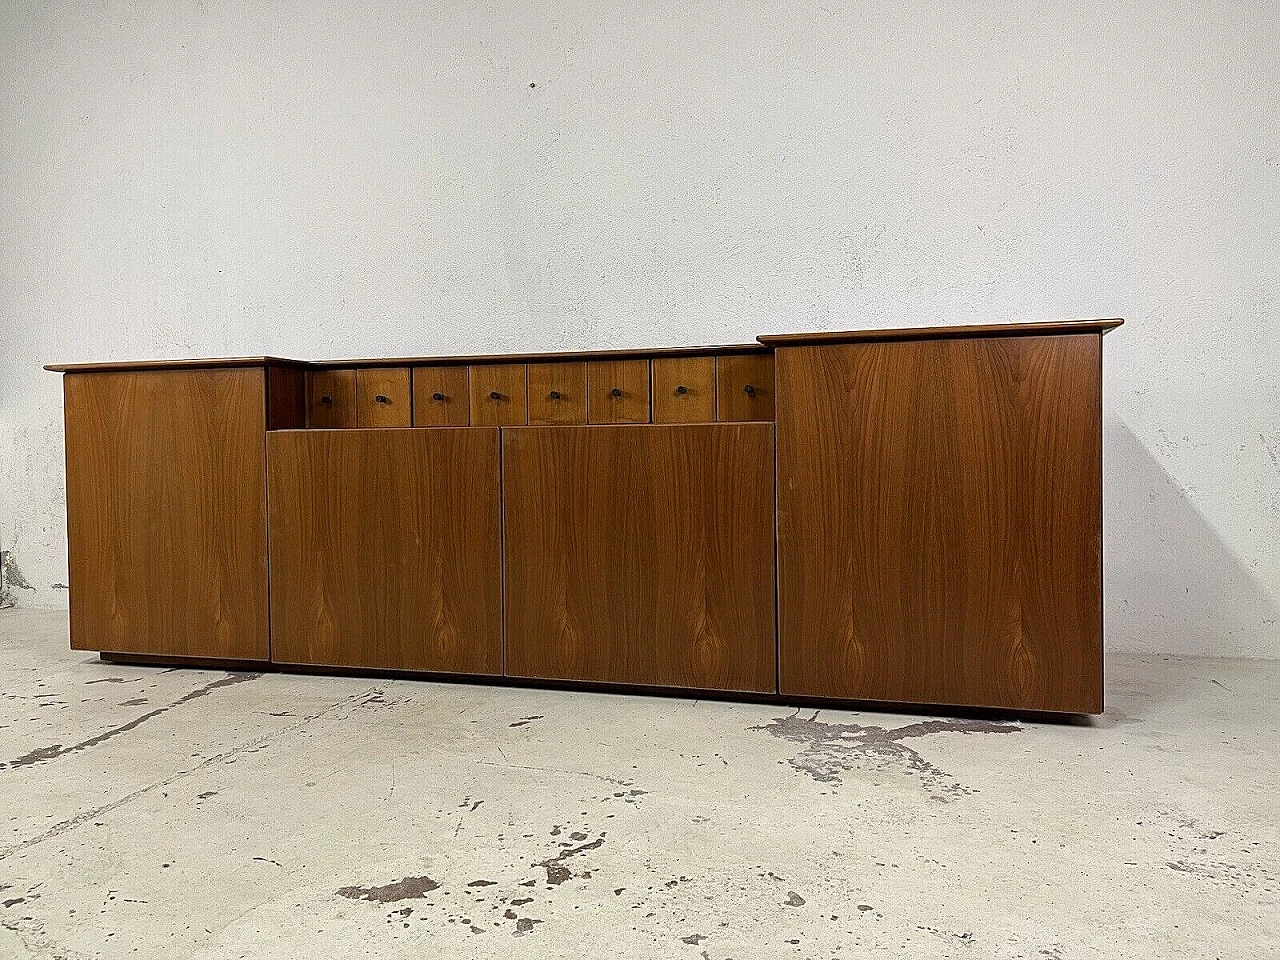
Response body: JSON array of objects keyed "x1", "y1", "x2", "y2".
[
  {"x1": 549, "y1": 390, "x2": 561, "y2": 400},
  {"x1": 743, "y1": 384, "x2": 756, "y2": 396},
  {"x1": 489, "y1": 391, "x2": 502, "y2": 401},
  {"x1": 675, "y1": 385, "x2": 688, "y2": 395},
  {"x1": 610, "y1": 387, "x2": 623, "y2": 398},
  {"x1": 320, "y1": 395, "x2": 333, "y2": 404},
  {"x1": 375, "y1": 394, "x2": 388, "y2": 404},
  {"x1": 432, "y1": 392, "x2": 445, "y2": 402}
]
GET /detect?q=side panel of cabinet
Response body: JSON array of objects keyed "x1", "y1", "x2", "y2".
[
  {"x1": 503, "y1": 424, "x2": 776, "y2": 692},
  {"x1": 267, "y1": 428, "x2": 503, "y2": 674},
  {"x1": 63, "y1": 369, "x2": 269, "y2": 659},
  {"x1": 776, "y1": 334, "x2": 1103, "y2": 713}
]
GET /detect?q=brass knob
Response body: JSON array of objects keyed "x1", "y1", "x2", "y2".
[
  {"x1": 490, "y1": 391, "x2": 502, "y2": 401},
  {"x1": 320, "y1": 395, "x2": 333, "y2": 404},
  {"x1": 549, "y1": 390, "x2": 561, "y2": 400},
  {"x1": 610, "y1": 387, "x2": 623, "y2": 398},
  {"x1": 375, "y1": 394, "x2": 388, "y2": 403},
  {"x1": 743, "y1": 384, "x2": 756, "y2": 396},
  {"x1": 676, "y1": 385, "x2": 688, "y2": 395},
  {"x1": 432, "y1": 392, "x2": 445, "y2": 402}
]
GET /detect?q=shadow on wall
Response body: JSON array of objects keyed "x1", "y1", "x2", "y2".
[{"x1": 1105, "y1": 418, "x2": 1279, "y2": 658}]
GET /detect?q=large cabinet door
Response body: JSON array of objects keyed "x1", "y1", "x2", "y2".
[
  {"x1": 502, "y1": 424, "x2": 776, "y2": 692},
  {"x1": 267, "y1": 428, "x2": 502, "y2": 673},
  {"x1": 776, "y1": 334, "x2": 1103, "y2": 713},
  {"x1": 63, "y1": 369, "x2": 270, "y2": 660}
]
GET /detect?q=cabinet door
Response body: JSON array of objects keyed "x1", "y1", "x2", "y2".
[
  {"x1": 503, "y1": 424, "x2": 776, "y2": 692},
  {"x1": 776, "y1": 334, "x2": 1103, "y2": 712},
  {"x1": 267, "y1": 428, "x2": 502, "y2": 674},
  {"x1": 63, "y1": 369, "x2": 269, "y2": 659}
]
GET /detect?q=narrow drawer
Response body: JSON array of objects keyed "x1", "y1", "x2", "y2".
[
  {"x1": 306, "y1": 369, "x2": 356, "y2": 428},
  {"x1": 356, "y1": 367, "x2": 412, "y2": 427},
  {"x1": 413, "y1": 366, "x2": 470, "y2": 426},
  {"x1": 587, "y1": 359, "x2": 650, "y2": 423},
  {"x1": 470, "y1": 364, "x2": 527, "y2": 426},
  {"x1": 716, "y1": 354, "x2": 775, "y2": 422},
  {"x1": 527, "y1": 362, "x2": 587, "y2": 425},
  {"x1": 652, "y1": 357, "x2": 715, "y2": 423}
]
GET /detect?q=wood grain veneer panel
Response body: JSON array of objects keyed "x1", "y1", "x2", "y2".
[
  {"x1": 527, "y1": 362, "x2": 587, "y2": 425},
  {"x1": 267, "y1": 366, "x2": 306, "y2": 429},
  {"x1": 470, "y1": 364, "x2": 527, "y2": 426},
  {"x1": 503, "y1": 424, "x2": 776, "y2": 692},
  {"x1": 63, "y1": 369, "x2": 269, "y2": 659},
  {"x1": 267, "y1": 428, "x2": 502, "y2": 674},
  {"x1": 652, "y1": 357, "x2": 716, "y2": 423},
  {"x1": 587, "y1": 360, "x2": 650, "y2": 423},
  {"x1": 356, "y1": 367, "x2": 412, "y2": 427},
  {"x1": 716, "y1": 354, "x2": 775, "y2": 421},
  {"x1": 776, "y1": 334, "x2": 1103, "y2": 712},
  {"x1": 306, "y1": 369, "x2": 356, "y2": 428},
  {"x1": 412, "y1": 366, "x2": 470, "y2": 426}
]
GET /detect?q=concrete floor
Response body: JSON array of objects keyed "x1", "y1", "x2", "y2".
[{"x1": 0, "y1": 610, "x2": 1275, "y2": 960}]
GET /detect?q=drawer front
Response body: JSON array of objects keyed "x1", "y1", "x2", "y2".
[
  {"x1": 527, "y1": 362, "x2": 587, "y2": 425},
  {"x1": 356, "y1": 367, "x2": 412, "y2": 427},
  {"x1": 413, "y1": 366, "x2": 470, "y2": 426},
  {"x1": 587, "y1": 359, "x2": 650, "y2": 423},
  {"x1": 306, "y1": 369, "x2": 357, "y2": 428},
  {"x1": 717, "y1": 354, "x2": 775, "y2": 422},
  {"x1": 652, "y1": 357, "x2": 715, "y2": 423},
  {"x1": 470, "y1": 364, "x2": 527, "y2": 426}
]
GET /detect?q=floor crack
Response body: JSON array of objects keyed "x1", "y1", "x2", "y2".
[{"x1": 0, "y1": 685, "x2": 381, "y2": 861}]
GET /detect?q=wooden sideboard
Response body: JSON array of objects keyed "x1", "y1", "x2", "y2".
[{"x1": 47, "y1": 318, "x2": 1122, "y2": 714}]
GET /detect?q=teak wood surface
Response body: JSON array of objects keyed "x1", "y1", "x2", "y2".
[
  {"x1": 306, "y1": 369, "x2": 356, "y2": 428},
  {"x1": 527, "y1": 362, "x2": 588, "y2": 425},
  {"x1": 355, "y1": 367, "x2": 412, "y2": 427},
  {"x1": 412, "y1": 366, "x2": 470, "y2": 426},
  {"x1": 586, "y1": 360, "x2": 651, "y2": 423},
  {"x1": 267, "y1": 428, "x2": 503, "y2": 674},
  {"x1": 651, "y1": 356, "x2": 716, "y2": 423},
  {"x1": 502, "y1": 424, "x2": 776, "y2": 692},
  {"x1": 470, "y1": 364, "x2": 528, "y2": 426},
  {"x1": 62, "y1": 369, "x2": 270, "y2": 659},
  {"x1": 775, "y1": 334, "x2": 1103, "y2": 712},
  {"x1": 716, "y1": 354, "x2": 776, "y2": 422}
]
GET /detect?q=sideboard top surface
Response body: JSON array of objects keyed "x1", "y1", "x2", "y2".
[
  {"x1": 758, "y1": 318, "x2": 1123, "y2": 347},
  {"x1": 44, "y1": 318, "x2": 1122, "y2": 374}
]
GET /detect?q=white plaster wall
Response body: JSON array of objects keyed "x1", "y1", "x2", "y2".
[{"x1": 1, "y1": 0, "x2": 1276, "y2": 655}]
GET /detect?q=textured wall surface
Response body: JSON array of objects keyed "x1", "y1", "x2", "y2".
[{"x1": 1, "y1": 1, "x2": 1276, "y2": 655}]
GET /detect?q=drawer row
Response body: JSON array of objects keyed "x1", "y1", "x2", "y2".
[{"x1": 304, "y1": 354, "x2": 774, "y2": 428}]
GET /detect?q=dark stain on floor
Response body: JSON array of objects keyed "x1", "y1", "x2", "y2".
[
  {"x1": 752, "y1": 712, "x2": 1020, "y2": 799},
  {"x1": 1, "y1": 673, "x2": 261, "y2": 771},
  {"x1": 337, "y1": 875, "x2": 440, "y2": 903},
  {"x1": 509, "y1": 715, "x2": 543, "y2": 727},
  {"x1": 536, "y1": 834, "x2": 606, "y2": 885}
]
